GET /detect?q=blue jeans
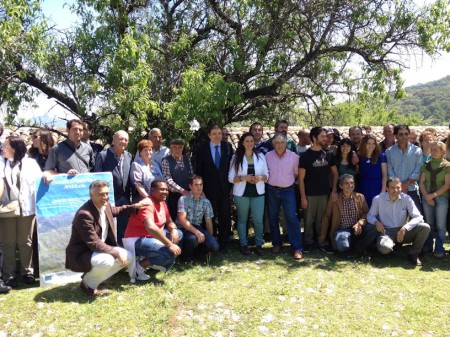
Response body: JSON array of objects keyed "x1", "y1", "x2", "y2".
[
  {"x1": 266, "y1": 185, "x2": 302, "y2": 251},
  {"x1": 408, "y1": 190, "x2": 423, "y2": 214},
  {"x1": 182, "y1": 226, "x2": 219, "y2": 257},
  {"x1": 234, "y1": 195, "x2": 265, "y2": 246},
  {"x1": 422, "y1": 196, "x2": 448, "y2": 254},
  {"x1": 334, "y1": 228, "x2": 354, "y2": 252},
  {"x1": 135, "y1": 229, "x2": 183, "y2": 271}
]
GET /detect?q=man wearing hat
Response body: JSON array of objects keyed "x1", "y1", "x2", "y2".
[
  {"x1": 161, "y1": 139, "x2": 194, "y2": 220},
  {"x1": 324, "y1": 127, "x2": 338, "y2": 154}
]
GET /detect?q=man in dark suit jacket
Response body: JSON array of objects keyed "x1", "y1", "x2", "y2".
[
  {"x1": 94, "y1": 130, "x2": 133, "y2": 246},
  {"x1": 195, "y1": 124, "x2": 234, "y2": 251},
  {"x1": 65, "y1": 180, "x2": 147, "y2": 296}
]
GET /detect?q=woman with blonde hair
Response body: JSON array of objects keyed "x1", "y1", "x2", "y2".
[
  {"x1": 420, "y1": 141, "x2": 450, "y2": 258},
  {"x1": 419, "y1": 130, "x2": 435, "y2": 163}
]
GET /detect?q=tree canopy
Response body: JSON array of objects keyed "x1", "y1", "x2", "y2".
[{"x1": 1, "y1": 0, "x2": 450, "y2": 143}]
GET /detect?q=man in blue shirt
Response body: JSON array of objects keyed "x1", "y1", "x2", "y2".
[
  {"x1": 385, "y1": 124, "x2": 423, "y2": 212},
  {"x1": 363, "y1": 177, "x2": 430, "y2": 266}
]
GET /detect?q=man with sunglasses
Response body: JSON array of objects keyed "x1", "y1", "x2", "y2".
[{"x1": 385, "y1": 124, "x2": 423, "y2": 212}]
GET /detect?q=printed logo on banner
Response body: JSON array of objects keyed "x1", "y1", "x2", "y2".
[{"x1": 35, "y1": 172, "x2": 114, "y2": 287}]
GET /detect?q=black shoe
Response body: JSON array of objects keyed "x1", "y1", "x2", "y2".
[
  {"x1": 240, "y1": 245, "x2": 251, "y2": 255},
  {"x1": 4, "y1": 277, "x2": 17, "y2": 288},
  {"x1": 255, "y1": 245, "x2": 266, "y2": 256},
  {"x1": 0, "y1": 280, "x2": 12, "y2": 294},
  {"x1": 302, "y1": 244, "x2": 312, "y2": 253},
  {"x1": 320, "y1": 245, "x2": 335, "y2": 255},
  {"x1": 23, "y1": 274, "x2": 36, "y2": 285},
  {"x1": 346, "y1": 252, "x2": 360, "y2": 259}
]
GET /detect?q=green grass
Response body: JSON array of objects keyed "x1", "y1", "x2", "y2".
[{"x1": 1, "y1": 243, "x2": 450, "y2": 337}]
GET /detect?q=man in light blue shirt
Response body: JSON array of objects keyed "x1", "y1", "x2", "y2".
[
  {"x1": 385, "y1": 124, "x2": 423, "y2": 212},
  {"x1": 363, "y1": 177, "x2": 430, "y2": 266}
]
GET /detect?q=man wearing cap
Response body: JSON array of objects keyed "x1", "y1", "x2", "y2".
[
  {"x1": 161, "y1": 139, "x2": 194, "y2": 220},
  {"x1": 324, "y1": 128, "x2": 338, "y2": 154}
]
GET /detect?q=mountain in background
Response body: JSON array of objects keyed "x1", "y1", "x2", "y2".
[
  {"x1": 391, "y1": 75, "x2": 450, "y2": 124},
  {"x1": 28, "y1": 114, "x2": 67, "y2": 128}
]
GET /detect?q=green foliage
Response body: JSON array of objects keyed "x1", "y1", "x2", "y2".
[
  {"x1": 1, "y1": 0, "x2": 450, "y2": 142},
  {"x1": 390, "y1": 75, "x2": 450, "y2": 125},
  {"x1": 166, "y1": 67, "x2": 243, "y2": 140}
]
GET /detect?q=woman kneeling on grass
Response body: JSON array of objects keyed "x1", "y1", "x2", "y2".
[{"x1": 419, "y1": 141, "x2": 450, "y2": 258}]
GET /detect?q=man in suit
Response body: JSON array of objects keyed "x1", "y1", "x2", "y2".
[
  {"x1": 65, "y1": 180, "x2": 148, "y2": 296},
  {"x1": 94, "y1": 130, "x2": 133, "y2": 246},
  {"x1": 195, "y1": 124, "x2": 234, "y2": 252}
]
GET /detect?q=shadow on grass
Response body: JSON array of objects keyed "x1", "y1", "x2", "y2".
[
  {"x1": 33, "y1": 271, "x2": 164, "y2": 303},
  {"x1": 172, "y1": 239, "x2": 450, "y2": 274}
]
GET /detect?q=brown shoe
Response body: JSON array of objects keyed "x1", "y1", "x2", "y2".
[
  {"x1": 255, "y1": 245, "x2": 266, "y2": 256},
  {"x1": 293, "y1": 250, "x2": 303, "y2": 260},
  {"x1": 408, "y1": 254, "x2": 422, "y2": 266},
  {"x1": 240, "y1": 245, "x2": 251, "y2": 255},
  {"x1": 80, "y1": 280, "x2": 102, "y2": 297},
  {"x1": 271, "y1": 245, "x2": 281, "y2": 254}
]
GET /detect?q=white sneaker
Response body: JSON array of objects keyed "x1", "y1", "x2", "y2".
[
  {"x1": 136, "y1": 261, "x2": 150, "y2": 281},
  {"x1": 149, "y1": 265, "x2": 167, "y2": 273}
]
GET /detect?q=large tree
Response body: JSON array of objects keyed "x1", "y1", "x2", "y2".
[{"x1": 1, "y1": 0, "x2": 449, "y2": 143}]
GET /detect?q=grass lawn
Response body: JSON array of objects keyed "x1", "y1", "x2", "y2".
[{"x1": 1, "y1": 241, "x2": 450, "y2": 337}]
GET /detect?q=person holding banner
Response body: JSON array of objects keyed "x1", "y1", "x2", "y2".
[
  {"x1": 65, "y1": 180, "x2": 149, "y2": 297},
  {"x1": 0, "y1": 136, "x2": 42, "y2": 288},
  {"x1": 43, "y1": 119, "x2": 95, "y2": 183}
]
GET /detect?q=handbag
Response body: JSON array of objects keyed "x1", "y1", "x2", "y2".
[
  {"x1": 0, "y1": 172, "x2": 21, "y2": 218},
  {"x1": 0, "y1": 199, "x2": 20, "y2": 218}
]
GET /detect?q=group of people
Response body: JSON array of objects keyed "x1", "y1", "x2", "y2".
[{"x1": 0, "y1": 119, "x2": 448, "y2": 297}]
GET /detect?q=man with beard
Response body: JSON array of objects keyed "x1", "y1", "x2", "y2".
[
  {"x1": 262, "y1": 119, "x2": 298, "y2": 154},
  {"x1": 299, "y1": 127, "x2": 338, "y2": 253},
  {"x1": 349, "y1": 126, "x2": 363, "y2": 150}
]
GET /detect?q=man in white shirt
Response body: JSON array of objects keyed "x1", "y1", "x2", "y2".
[{"x1": 363, "y1": 177, "x2": 430, "y2": 266}]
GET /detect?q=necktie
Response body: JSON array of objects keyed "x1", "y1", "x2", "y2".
[{"x1": 214, "y1": 145, "x2": 220, "y2": 169}]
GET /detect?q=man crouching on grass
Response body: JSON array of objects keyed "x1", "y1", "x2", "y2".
[
  {"x1": 363, "y1": 177, "x2": 430, "y2": 266},
  {"x1": 66, "y1": 180, "x2": 149, "y2": 297}
]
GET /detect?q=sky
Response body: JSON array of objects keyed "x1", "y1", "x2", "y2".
[{"x1": 14, "y1": 0, "x2": 450, "y2": 122}]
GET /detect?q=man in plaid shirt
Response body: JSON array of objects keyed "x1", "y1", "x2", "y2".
[
  {"x1": 318, "y1": 174, "x2": 369, "y2": 254},
  {"x1": 177, "y1": 175, "x2": 219, "y2": 259}
]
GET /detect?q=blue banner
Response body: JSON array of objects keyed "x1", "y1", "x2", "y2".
[{"x1": 35, "y1": 172, "x2": 114, "y2": 287}]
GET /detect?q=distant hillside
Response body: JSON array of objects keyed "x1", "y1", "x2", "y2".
[{"x1": 391, "y1": 75, "x2": 450, "y2": 124}]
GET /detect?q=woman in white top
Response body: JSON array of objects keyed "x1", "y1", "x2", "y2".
[
  {"x1": 0, "y1": 136, "x2": 42, "y2": 287},
  {"x1": 228, "y1": 132, "x2": 268, "y2": 256}
]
